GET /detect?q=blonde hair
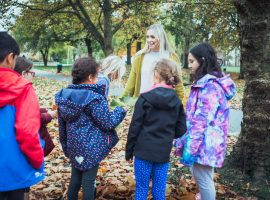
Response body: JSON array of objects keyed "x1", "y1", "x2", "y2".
[
  {"x1": 139, "y1": 24, "x2": 175, "y2": 57},
  {"x1": 101, "y1": 55, "x2": 126, "y2": 84},
  {"x1": 154, "y1": 58, "x2": 181, "y2": 88}
]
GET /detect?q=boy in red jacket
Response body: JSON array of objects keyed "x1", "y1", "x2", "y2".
[
  {"x1": 0, "y1": 32, "x2": 44, "y2": 200},
  {"x1": 14, "y1": 56, "x2": 57, "y2": 157}
]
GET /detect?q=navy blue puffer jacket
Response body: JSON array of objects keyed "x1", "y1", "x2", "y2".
[{"x1": 55, "y1": 84, "x2": 126, "y2": 170}]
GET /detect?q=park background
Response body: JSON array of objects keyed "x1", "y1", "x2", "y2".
[{"x1": 1, "y1": 0, "x2": 269, "y2": 199}]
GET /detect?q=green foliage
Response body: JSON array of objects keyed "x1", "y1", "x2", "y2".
[
  {"x1": 161, "y1": 0, "x2": 239, "y2": 54},
  {"x1": 113, "y1": 1, "x2": 161, "y2": 53},
  {"x1": 72, "y1": 39, "x2": 105, "y2": 60},
  {"x1": 0, "y1": 0, "x2": 18, "y2": 30},
  {"x1": 11, "y1": 0, "x2": 88, "y2": 65},
  {"x1": 34, "y1": 65, "x2": 72, "y2": 75},
  {"x1": 50, "y1": 43, "x2": 69, "y2": 63},
  {"x1": 12, "y1": 0, "x2": 163, "y2": 56},
  {"x1": 223, "y1": 66, "x2": 240, "y2": 73},
  {"x1": 7, "y1": 0, "x2": 239, "y2": 62},
  {"x1": 12, "y1": 11, "x2": 55, "y2": 65}
]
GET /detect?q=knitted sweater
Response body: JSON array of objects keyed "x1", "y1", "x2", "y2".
[{"x1": 122, "y1": 52, "x2": 185, "y2": 100}]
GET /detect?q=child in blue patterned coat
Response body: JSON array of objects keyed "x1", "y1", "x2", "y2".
[{"x1": 55, "y1": 57, "x2": 126, "y2": 200}]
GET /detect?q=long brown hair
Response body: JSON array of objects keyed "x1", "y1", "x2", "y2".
[{"x1": 190, "y1": 43, "x2": 223, "y2": 81}]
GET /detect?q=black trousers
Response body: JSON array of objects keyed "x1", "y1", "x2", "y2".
[
  {"x1": 67, "y1": 165, "x2": 99, "y2": 200},
  {"x1": 0, "y1": 189, "x2": 25, "y2": 200}
]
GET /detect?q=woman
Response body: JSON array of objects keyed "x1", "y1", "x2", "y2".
[{"x1": 122, "y1": 24, "x2": 185, "y2": 100}]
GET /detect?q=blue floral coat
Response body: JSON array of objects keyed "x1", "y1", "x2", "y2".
[{"x1": 55, "y1": 84, "x2": 126, "y2": 170}]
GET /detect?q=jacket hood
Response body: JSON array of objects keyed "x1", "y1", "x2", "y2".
[
  {"x1": 0, "y1": 68, "x2": 31, "y2": 107},
  {"x1": 141, "y1": 87, "x2": 180, "y2": 109},
  {"x1": 194, "y1": 74, "x2": 236, "y2": 100},
  {"x1": 55, "y1": 84, "x2": 106, "y2": 122}
]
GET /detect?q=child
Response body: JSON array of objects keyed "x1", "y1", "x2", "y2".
[
  {"x1": 14, "y1": 56, "x2": 57, "y2": 157},
  {"x1": 0, "y1": 32, "x2": 44, "y2": 200},
  {"x1": 97, "y1": 55, "x2": 126, "y2": 97},
  {"x1": 14, "y1": 56, "x2": 56, "y2": 200},
  {"x1": 174, "y1": 43, "x2": 236, "y2": 200},
  {"x1": 125, "y1": 58, "x2": 187, "y2": 200},
  {"x1": 55, "y1": 57, "x2": 126, "y2": 200}
]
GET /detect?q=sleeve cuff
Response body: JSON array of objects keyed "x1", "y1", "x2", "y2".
[{"x1": 125, "y1": 153, "x2": 133, "y2": 161}]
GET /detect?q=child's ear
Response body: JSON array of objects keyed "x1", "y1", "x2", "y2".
[
  {"x1": 88, "y1": 75, "x2": 97, "y2": 84},
  {"x1": 6, "y1": 53, "x2": 17, "y2": 69}
]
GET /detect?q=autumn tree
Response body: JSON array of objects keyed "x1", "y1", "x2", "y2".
[
  {"x1": 13, "y1": 13, "x2": 56, "y2": 66},
  {"x1": 162, "y1": 0, "x2": 239, "y2": 68},
  {"x1": 0, "y1": 0, "x2": 19, "y2": 30},
  {"x1": 13, "y1": 5, "x2": 83, "y2": 66},
  {"x1": 161, "y1": 2, "x2": 208, "y2": 68},
  {"x1": 15, "y1": 0, "x2": 161, "y2": 56},
  {"x1": 232, "y1": 0, "x2": 270, "y2": 191},
  {"x1": 114, "y1": 2, "x2": 159, "y2": 64}
]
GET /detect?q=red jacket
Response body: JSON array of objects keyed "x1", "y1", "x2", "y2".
[{"x1": 0, "y1": 68, "x2": 43, "y2": 169}]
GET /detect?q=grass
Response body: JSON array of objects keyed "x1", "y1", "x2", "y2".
[
  {"x1": 222, "y1": 66, "x2": 240, "y2": 73},
  {"x1": 34, "y1": 65, "x2": 72, "y2": 76}
]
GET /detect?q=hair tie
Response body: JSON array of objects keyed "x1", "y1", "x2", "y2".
[{"x1": 169, "y1": 76, "x2": 174, "y2": 82}]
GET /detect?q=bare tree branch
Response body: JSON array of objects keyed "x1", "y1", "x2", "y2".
[
  {"x1": 165, "y1": 0, "x2": 234, "y2": 6},
  {"x1": 15, "y1": 2, "x2": 74, "y2": 14},
  {"x1": 113, "y1": 0, "x2": 161, "y2": 9},
  {"x1": 67, "y1": 0, "x2": 104, "y2": 46},
  {"x1": 98, "y1": 8, "x2": 104, "y2": 33}
]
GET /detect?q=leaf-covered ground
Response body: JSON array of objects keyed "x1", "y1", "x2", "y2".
[{"x1": 29, "y1": 74, "x2": 253, "y2": 200}]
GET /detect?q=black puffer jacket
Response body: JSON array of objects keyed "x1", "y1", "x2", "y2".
[{"x1": 125, "y1": 87, "x2": 187, "y2": 163}]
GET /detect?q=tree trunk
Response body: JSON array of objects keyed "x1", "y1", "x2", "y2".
[
  {"x1": 235, "y1": 13, "x2": 245, "y2": 79},
  {"x1": 40, "y1": 49, "x2": 49, "y2": 67},
  {"x1": 238, "y1": 29, "x2": 245, "y2": 79},
  {"x1": 183, "y1": 35, "x2": 190, "y2": 69},
  {"x1": 103, "y1": 0, "x2": 113, "y2": 56},
  {"x1": 126, "y1": 43, "x2": 131, "y2": 65},
  {"x1": 103, "y1": 34, "x2": 113, "y2": 56},
  {"x1": 84, "y1": 37, "x2": 93, "y2": 57},
  {"x1": 238, "y1": 64, "x2": 244, "y2": 79},
  {"x1": 233, "y1": 0, "x2": 270, "y2": 183},
  {"x1": 136, "y1": 41, "x2": 142, "y2": 52},
  {"x1": 175, "y1": 34, "x2": 180, "y2": 48}
]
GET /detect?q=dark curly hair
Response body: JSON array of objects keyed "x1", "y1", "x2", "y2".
[
  {"x1": 190, "y1": 43, "x2": 223, "y2": 81},
  {"x1": 14, "y1": 56, "x2": 33, "y2": 75},
  {"x1": 72, "y1": 57, "x2": 99, "y2": 84},
  {"x1": 154, "y1": 58, "x2": 180, "y2": 88}
]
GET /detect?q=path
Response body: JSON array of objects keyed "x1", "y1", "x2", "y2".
[
  {"x1": 229, "y1": 109, "x2": 243, "y2": 136},
  {"x1": 33, "y1": 69, "x2": 71, "y2": 82},
  {"x1": 34, "y1": 68, "x2": 243, "y2": 136}
]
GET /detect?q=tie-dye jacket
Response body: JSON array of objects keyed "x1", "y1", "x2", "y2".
[{"x1": 175, "y1": 74, "x2": 235, "y2": 168}]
